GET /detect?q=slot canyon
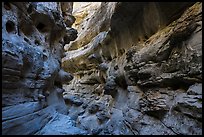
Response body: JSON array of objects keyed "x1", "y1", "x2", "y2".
[{"x1": 2, "y1": 2, "x2": 202, "y2": 135}]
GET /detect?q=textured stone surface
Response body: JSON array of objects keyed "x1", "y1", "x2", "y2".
[
  {"x1": 62, "y1": 2, "x2": 202, "y2": 135},
  {"x1": 187, "y1": 83, "x2": 202, "y2": 95},
  {"x1": 125, "y1": 3, "x2": 202, "y2": 88},
  {"x1": 2, "y1": 2, "x2": 202, "y2": 135},
  {"x1": 2, "y1": 2, "x2": 85, "y2": 135},
  {"x1": 35, "y1": 113, "x2": 87, "y2": 135}
]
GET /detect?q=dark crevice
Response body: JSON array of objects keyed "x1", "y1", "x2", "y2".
[
  {"x1": 24, "y1": 37, "x2": 31, "y2": 45},
  {"x1": 4, "y1": 2, "x2": 12, "y2": 10},
  {"x1": 123, "y1": 120, "x2": 140, "y2": 135},
  {"x1": 6, "y1": 21, "x2": 15, "y2": 33},
  {"x1": 36, "y1": 23, "x2": 47, "y2": 33},
  {"x1": 54, "y1": 81, "x2": 62, "y2": 88},
  {"x1": 160, "y1": 119, "x2": 183, "y2": 135},
  {"x1": 115, "y1": 75, "x2": 128, "y2": 89},
  {"x1": 35, "y1": 39, "x2": 41, "y2": 45}
]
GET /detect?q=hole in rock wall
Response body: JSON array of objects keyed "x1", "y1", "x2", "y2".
[
  {"x1": 144, "y1": 35, "x2": 148, "y2": 39},
  {"x1": 20, "y1": 21, "x2": 34, "y2": 36},
  {"x1": 43, "y1": 54, "x2": 48, "y2": 61},
  {"x1": 35, "y1": 39, "x2": 41, "y2": 45},
  {"x1": 54, "y1": 81, "x2": 62, "y2": 88},
  {"x1": 4, "y1": 2, "x2": 12, "y2": 10},
  {"x1": 115, "y1": 74, "x2": 128, "y2": 89},
  {"x1": 22, "y1": 58, "x2": 31, "y2": 76},
  {"x1": 36, "y1": 23, "x2": 47, "y2": 33},
  {"x1": 24, "y1": 38, "x2": 31, "y2": 45},
  {"x1": 119, "y1": 48, "x2": 125, "y2": 55},
  {"x1": 6, "y1": 21, "x2": 15, "y2": 33},
  {"x1": 27, "y1": 5, "x2": 33, "y2": 14}
]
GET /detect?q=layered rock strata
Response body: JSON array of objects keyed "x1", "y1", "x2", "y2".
[
  {"x1": 2, "y1": 2, "x2": 202, "y2": 135},
  {"x1": 62, "y1": 2, "x2": 202, "y2": 135},
  {"x1": 2, "y1": 2, "x2": 86, "y2": 135}
]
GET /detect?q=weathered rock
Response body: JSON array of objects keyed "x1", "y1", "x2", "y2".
[
  {"x1": 79, "y1": 72, "x2": 101, "y2": 85},
  {"x1": 3, "y1": 2, "x2": 202, "y2": 135},
  {"x1": 64, "y1": 27, "x2": 78, "y2": 44},
  {"x1": 104, "y1": 76, "x2": 117, "y2": 97},
  {"x1": 36, "y1": 113, "x2": 87, "y2": 135},
  {"x1": 59, "y1": 2, "x2": 75, "y2": 27},
  {"x1": 101, "y1": 108, "x2": 133, "y2": 135},
  {"x1": 62, "y1": 31, "x2": 108, "y2": 73},
  {"x1": 127, "y1": 86, "x2": 143, "y2": 110},
  {"x1": 88, "y1": 104, "x2": 100, "y2": 114},
  {"x1": 2, "y1": 106, "x2": 54, "y2": 135},
  {"x1": 173, "y1": 93, "x2": 202, "y2": 121},
  {"x1": 161, "y1": 111, "x2": 202, "y2": 135},
  {"x1": 125, "y1": 2, "x2": 202, "y2": 88},
  {"x1": 187, "y1": 83, "x2": 202, "y2": 95},
  {"x1": 64, "y1": 95, "x2": 83, "y2": 106},
  {"x1": 62, "y1": 2, "x2": 201, "y2": 135},
  {"x1": 2, "y1": 2, "x2": 81, "y2": 135},
  {"x1": 98, "y1": 62, "x2": 108, "y2": 71},
  {"x1": 88, "y1": 53, "x2": 103, "y2": 64},
  {"x1": 55, "y1": 69, "x2": 74, "y2": 84},
  {"x1": 93, "y1": 84, "x2": 104, "y2": 95},
  {"x1": 96, "y1": 111, "x2": 110, "y2": 123},
  {"x1": 91, "y1": 127, "x2": 103, "y2": 135}
]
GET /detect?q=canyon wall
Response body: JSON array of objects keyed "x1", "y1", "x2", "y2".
[
  {"x1": 2, "y1": 2, "x2": 202, "y2": 135},
  {"x1": 62, "y1": 2, "x2": 202, "y2": 135},
  {"x1": 2, "y1": 2, "x2": 86, "y2": 135}
]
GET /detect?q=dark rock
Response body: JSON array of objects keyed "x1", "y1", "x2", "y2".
[
  {"x1": 88, "y1": 53, "x2": 103, "y2": 63},
  {"x1": 82, "y1": 103, "x2": 88, "y2": 109},
  {"x1": 55, "y1": 69, "x2": 73, "y2": 84},
  {"x1": 64, "y1": 95, "x2": 83, "y2": 106},
  {"x1": 64, "y1": 27, "x2": 78, "y2": 43},
  {"x1": 125, "y1": 2, "x2": 202, "y2": 88},
  {"x1": 87, "y1": 101, "x2": 107, "y2": 115},
  {"x1": 162, "y1": 111, "x2": 202, "y2": 135},
  {"x1": 114, "y1": 72, "x2": 128, "y2": 89},
  {"x1": 56, "y1": 88, "x2": 65, "y2": 95},
  {"x1": 79, "y1": 73, "x2": 101, "y2": 85},
  {"x1": 139, "y1": 91, "x2": 169, "y2": 119},
  {"x1": 88, "y1": 104, "x2": 99, "y2": 114},
  {"x1": 93, "y1": 84, "x2": 104, "y2": 95},
  {"x1": 173, "y1": 93, "x2": 202, "y2": 121},
  {"x1": 104, "y1": 76, "x2": 117, "y2": 97},
  {"x1": 96, "y1": 111, "x2": 110, "y2": 123},
  {"x1": 92, "y1": 128, "x2": 102, "y2": 135}
]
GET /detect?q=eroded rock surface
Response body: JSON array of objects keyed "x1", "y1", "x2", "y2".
[
  {"x1": 2, "y1": 2, "x2": 86, "y2": 135},
  {"x1": 2, "y1": 2, "x2": 202, "y2": 135},
  {"x1": 62, "y1": 2, "x2": 202, "y2": 135}
]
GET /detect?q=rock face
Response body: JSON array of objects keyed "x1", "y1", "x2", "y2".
[
  {"x1": 2, "y1": 2, "x2": 202, "y2": 135},
  {"x1": 2, "y1": 2, "x2": 86, "y2": 135},
  {"x1": 62, "y1": 2, "x2": 202, "y2": 135}
]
